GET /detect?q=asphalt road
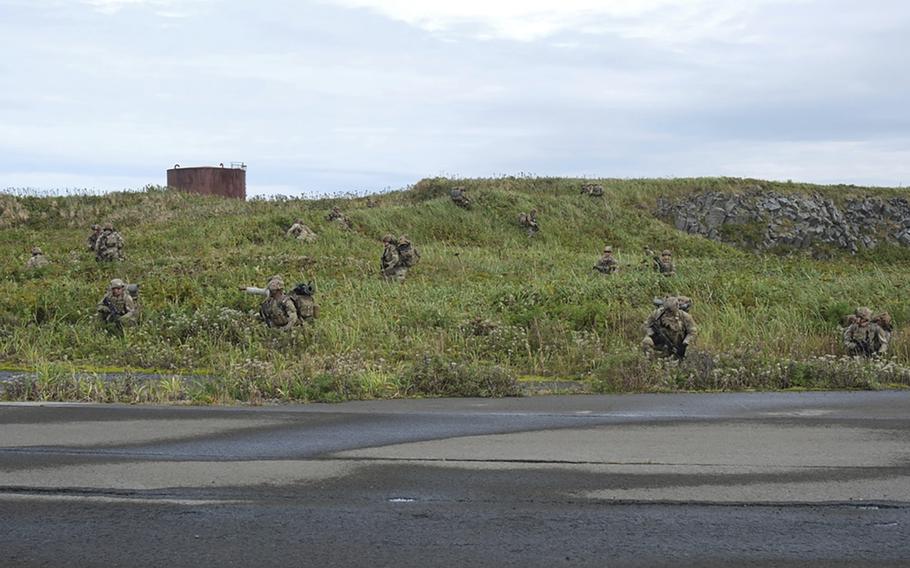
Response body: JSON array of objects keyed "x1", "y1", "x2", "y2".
[{"x1": 1, "y1": 392, "x2": 908, "y2": 567}]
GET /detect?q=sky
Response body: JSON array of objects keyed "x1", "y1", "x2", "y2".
[{"x1": 1, "y1": 0, "x2": 909, "y2": 197}]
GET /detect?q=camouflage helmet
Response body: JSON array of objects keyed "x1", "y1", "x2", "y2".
[
  {"x1": 267, "y1": 278, "x2": 284, "y2": 291},
  {"x1": 91, "y1": 224, "x2": 100, "y2": 231},
  {"x1": 530, "y1": 209, "x2": 538, "y2": 215},
  {"x1": 855, "y1": 307, "x2": 872, "y2": 320},
  {"x1": 31, "y1": 246, "x2": 42, "y2": 255},
  {"x1": 663, "y1": 296, "x2": 679, "y2": 311},
  {"x1": 103, "y1": 222, "x2": 114, "y2": 230},
  {"x1": 109, "y1": 278, "x2": 125, "y2": 289},
  {"x1": 398, "y1": 235, "x2": 410, "y2": 245},
  {"x1": 332, "y1": 206, "x2": 341, "y2": 213},
  {"x1": 604, "y1": 245, "x2": 613, "y2": 253},
  {"x1": 296, "y1": 219, "x2": 304, "y2": 225},
  {"x1": 382, "y1": 234, "x2": 394, "y2": 244},
  {"x1": 661, "y1": 249, "x2": 672, "y2": 257}
]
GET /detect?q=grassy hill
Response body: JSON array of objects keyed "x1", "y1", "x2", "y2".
[{"x1": 2, "y1": 176, "x2": 909, "y2": 403}]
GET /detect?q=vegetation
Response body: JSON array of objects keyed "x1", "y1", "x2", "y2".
[{"x1": 1, "y1": 176, "x2": 909, "y2": 403}]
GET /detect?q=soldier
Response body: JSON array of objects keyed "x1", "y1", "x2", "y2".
[
  {"x1": 517, "y1": 209, "x2": 540, "y2": 236},
  {"x1": 843, "y1": 307, "x2": 891, "y2": 357},
  {"x1": 96, "y1": 278, "x2": 138, "y2": 328},
  {"x1": 240, "y1": 277, "x2": 318, "y2": 323},
  {"x1": 326, "y1": 206, "x2": 352, "y2": 229},
  {"x1": 26, "y1": 246, "x2": 49, "y2": 269},
  {"x1": 286, "y1": 219, "x2": 318, "y2": 242},
  {"x1": 386, "y1": 235, "x2": 420, "y2": 282},
  {"x1": 642, "y1": 296, "x2": 697, "y2": 359},
  {"x1": 581, "y1": 183, "x2": 604, "y2": 197},
  {"x1": 647, "y1": 248, "x2": 675, "y2": 276},
  {"x1": 87, "y1": 224, "x2": 102, "y2": 251},
  {"x1": 593, "y1": 245, "x2": 618, "y2": 275},
  {"x1": 366, "y1": 198, "x2": 379, "y2": 208},
  {"x1": 380, "y1": 234, "x2": 399, "y2": 279},
  {"x1": 258, "y1": 278, "x2": 298, "y2": 330},
  {"x1": 95, "y1": 222, "x2": 124, "y2": 262},
  {"x1": 450, "y1": 186, "x2": 471, "y2": 209}
]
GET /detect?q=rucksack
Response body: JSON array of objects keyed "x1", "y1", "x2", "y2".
[
  {"x1": 289, "y1": 282, "x2": 318, "y2": 320},
  {"x1": 398, "y1": 244, "x2": 420, "y2": 267}
]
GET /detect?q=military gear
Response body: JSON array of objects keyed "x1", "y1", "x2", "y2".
[
  {"x1": 97, "y1": 284, "x2": 138, "y2": 326},
  {"x1": 326, "y1": 207, "x2": 351, "y2": 229},
  {"x1": 95, "y1": 227, "x2": 124, "y2": 262},
  {"x1": 397, "y1": 238, "x2": 420, "y2": 268},
  {"x1": 287, "y1": 221, "x2": 318, "y2": 242},
  {"x1": 381, "y1": 240, "x2": 400, "y2": 276},
  {"x1": 259, "y1": 292, "x2": 298, "y2": 330},
  {"x1": 581, "y1": 183, "x2": 604, "y2": 197},
  {"x1": 87, "y1": 226, "x2": 102, "y2": 251},
  {"x1": 289, "y1": 282, "x2": 318, "y2": 321},
  {"x1": 26, "y1": 249, "x2": 49, "y2": 269},
  {"x1": 593, "y1": 249, "x2": 618, "y2": 275},
  {"x1": 450, "y1": 187, "x2": 471, "y2": 209},
  {"x1": 517, "y1": 211, "x2": 540, "y2": 236},
  {"x1": 844, "y1": 308, "x2": 890, "y2": 357},
  {"x1": 643, "y1": 296, "x2": 697, "y2": 359},
  {"x1": 648, "y1": 249, "x2": 675, "y2": 276}
]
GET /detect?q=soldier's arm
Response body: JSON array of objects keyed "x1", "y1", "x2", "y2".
[
  {"x1": 683, "y1": 314, "x2": 698, "y2": 344},
  {"x1": 277, "y1": 300, "x2": 298, "y2": 330}
]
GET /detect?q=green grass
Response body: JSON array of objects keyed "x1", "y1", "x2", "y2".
[{"x1": 2, "y1": 176, "x2": 909, "y2": 403}]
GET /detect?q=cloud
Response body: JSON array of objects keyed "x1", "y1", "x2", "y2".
[{"x1": 322, "y1": 0, "x2": 792, "y2": 43}]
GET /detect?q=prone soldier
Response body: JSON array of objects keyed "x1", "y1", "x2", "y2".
[
  {"x1": 286, "y1": 219, "x2": 318, "y2": 242},
  {"x1": 517, "y1": 209, "x2": 540, "y2": 236}
]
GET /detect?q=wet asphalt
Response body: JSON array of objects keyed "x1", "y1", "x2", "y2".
[{"x1": 1, "y1": 391, "x2": 908, "y2": 567}]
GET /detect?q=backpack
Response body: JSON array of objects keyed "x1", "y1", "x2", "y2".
[
  {"x1": 289, "y1": 282, "x2": 318, "y2": 320},
  {"x1": 398, "y1": 244, "x2": 420, "y2": 267}
]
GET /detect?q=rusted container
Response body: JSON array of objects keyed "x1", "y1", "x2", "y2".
[{"x1": 166, "y1": 164, "x2": 246, "y2": 200}]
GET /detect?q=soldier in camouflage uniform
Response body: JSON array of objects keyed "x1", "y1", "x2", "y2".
[
  {"x1": 450, "y1": 186, "x2": 471, "y2": 209},
  {"x1": 366, "y1": 198, "x2": 379, "y2": 208},
  {"x1": 96, "y1": 278, "x2": 138, "y2": 328},
  {"x1": 593, "y1": 245, "x2": 618, "y2": 275},
  {"x1": 26, "y1": 246, "x2": 49, "y2": 269},
  {"x1": 396, "y1": 235, "x2": 419, "y2": 271},
  {"x1": 95, "y1": 222, "x2": 124, "y2": 262},
  {"x1": 517, "y1": 209, "x2": 540, "y2": 236},
  {"x1": 642, "y1": 296, "x2": 697, "y2": 359},
  {"x1": 286, "y1": 219, "x2": 318, "y2": 242},
  {"x1": 241, "y1": 277, "x2": 318, "y2": 323},
  {"x1": 843, "y1": 307, "x2": 891, "y2": 357},
  {"x1": 258, "y1": 278, "x2": 298, "y2": 330},
  {"x1": 580, "y1": 183, "x2": 604, "y2": 197},
  {"x1": 326, "y1": 207, "x2": 352, "y2": 230},
  {"x1": 380, "y1": 234, "x2": 399, "y2": 279},
  {"x1": 647, "y1": 248, "x2": 675, "y2": 276},
  {"x1": 87, "y1": 224, "x2": 102, "y2": 251}
]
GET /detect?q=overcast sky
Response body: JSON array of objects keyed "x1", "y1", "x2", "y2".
[{"x1": 2, "y1": 0, "x2": 909, "y2": 196}]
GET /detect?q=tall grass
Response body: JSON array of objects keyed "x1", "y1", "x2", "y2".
[{"x1": 1, "y1": 176, "x2": 909, "y2": 402}]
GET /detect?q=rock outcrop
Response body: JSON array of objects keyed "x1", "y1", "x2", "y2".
[{"x1": 657, "y1": 189, "x2": 910, "y2": 253}]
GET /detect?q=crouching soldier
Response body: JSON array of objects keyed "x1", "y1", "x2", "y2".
[
  {"x1": 580, "y1": 183, "x2": 604, "y2": 197},
  {"x1": 242, "y1": 277, "x2": 318, "y2": 326},
  {"x1": 450, "y1": 186, "x2": 471, "y2": 209},
  {"x1": 642, "y1": 296, "x2": 697, "y2": 359},
  {"x1": 844, "y1": 307, "x2": 891, "y2": 357},
  {"x1": 258, "y1": 278, "x2": 298, "y2": 330},
  {"x1": 97, "y1": 278, "x2": 139, "y2": 330},
  {"x1": 95, "y1": 222, "x2": 124, "y2": 262},
  {"x1": 385, "y1": 235, "x2": 420, "y2": 282},
  {"x1": 593, "y1": 245, "x2": 618, "y2": 275},
  {"x1": 26, "y1": 246, "x2": 49, "y2": 269}
]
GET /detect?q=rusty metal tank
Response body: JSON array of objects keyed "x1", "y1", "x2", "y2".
[{"x1": 166, "y1": 163, "x2": 246, "y2": 200}]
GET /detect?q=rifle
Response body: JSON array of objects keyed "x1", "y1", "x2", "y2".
[
  {"x1": 102, "y1": 296, "x2": 125, "y2": 323},
  {"x1": 651, "y1": 310, "x2": 687, "y2": 359}
]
